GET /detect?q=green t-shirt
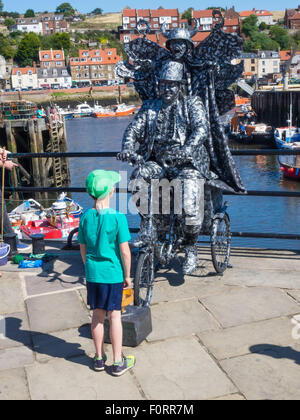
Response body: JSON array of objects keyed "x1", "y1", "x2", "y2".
[{"x1": 78, "y1": 208, "x2": 131, "y2": 284}]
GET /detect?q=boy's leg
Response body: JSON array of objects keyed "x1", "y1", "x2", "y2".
[
  {"x1": 91, "y1": 308, "x2": 106, "y2": 358},
  {"x1": 108, "y1": 310, "x2": 122, "y2": 363}
]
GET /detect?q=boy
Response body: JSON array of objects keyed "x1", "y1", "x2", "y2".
[{"x1": 78, "y1": 169, "x2": 135, "y2": 376}]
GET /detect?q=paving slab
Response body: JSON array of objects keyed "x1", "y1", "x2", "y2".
[
  {"x1": 148, "y1": 298, "x2": 219, "y2": 342},
  {"x1": 26, "y1": 355, "x2": 143, "y2": 400},
  {"x1": 132, "y1": 337, "x2": 237, "y2": 400},
  {"x1": 0, "y1": 312, "x2": 31, "y2": 350},
  {"x1": 0, "y1": 275, "x2": 25, "y2": 315},
  {"x1": 26, "y1": 290, "x2": 90, "y2": 334},
  {"x1": 151, "y1": 276, "x2": 237, "y2": 304},
  {"x1": 201, "y1": 287, "x2": 300, "y2": 328},
  {"x1": 0, "y1": 369, "x2": 30, "y2": 400},
  {"x1": 0, "y1": 347, "x2": 34, "y2": 371},
  {"x1": 223, "y1": 269, "x2": 300, "y2": 289},
  {"x1": 198, "y1": 317, "x2": 300, "y2": 360},
  {"x1": 211, "y1": 394, "x2": 245, "y2": 400},
  {"x1": 32, "y1": 325, "x2": 95, "y2": 362},
  {"x1": 288, "y1": 290, "x2": 300, "y2": 303},
  {"x1": 24, "y1": 273, "x2": 85, "y2": 297},
  {"x1": 221, "y1": 351, "x2": 300, "y2": 400}
]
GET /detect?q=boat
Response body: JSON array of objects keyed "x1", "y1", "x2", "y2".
[
  {"x1": 56, "y1": 105, "x2": 74, "y2": 120},
  {"x1": 8, "y1": 193, "x2": 83, "y2": 240},
  {"x1": 274, "y1": 127, "x2": 300, "y2": 150},
  {"x1": 93, "y1": 103, "x2": 135, "y2": 118},
  {"x1": 72, "y1": 102, "x2": 94, "y2": 118},
  {"x1": 228, "y1": 106, "x2": 274, "y2": 146},
  {"x1": 279, "y1": 155, "x2": 300, "y2": 180},
  {"x1": 235, "y1": 96, "x2": 251, "y2": 106},
  {"x1": 20, "y1": 215, "x2": 80, "y2": 241}
]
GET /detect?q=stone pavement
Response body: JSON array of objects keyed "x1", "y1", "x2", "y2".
[{"x1": 0, "y1": 244, "x2": 300, "y2": 400}]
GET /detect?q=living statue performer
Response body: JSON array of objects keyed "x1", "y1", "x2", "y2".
[{"x1": 116, "y1": 10, "x2": 246, "y2": 275}]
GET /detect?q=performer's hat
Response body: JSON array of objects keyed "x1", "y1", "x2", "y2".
[{"x1": 161, "y1": 20, "x2": 199, "y2": 50}]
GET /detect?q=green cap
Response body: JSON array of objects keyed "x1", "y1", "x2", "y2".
[{"x1": 86, "y1": 170, "x2": 121, "y2": 199}]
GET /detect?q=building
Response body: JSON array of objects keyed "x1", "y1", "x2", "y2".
[
  {"x1": 280, "y1": 50, "x2": 300, "y2": 78},
  {"x1": 284, "y1": 6, "x2": 300, "y2": 29},
  {"x1": 257, "y1": 51, "x2": 281, "y2": 78},
  {"x1": 223, "y1": 18, "x2": 240, "y2": 35},
  {"x1": 9, "y1": 14, "x2": 69, "y2": 35},
  {"x1": 69, "y1": 48, "x2": 122, "y2": 86},
  {"x1": 239, "y1": 9, "x2": 274, "y2": 26},
  {"x1": 39, "y1": 13, "x2": 69, "y2": 35},
  {"x1": 11, "y1": 67, "x2": 38, "y2": 90},
  {"x1": 192, "y1": 9, "x2": 223, "y2": 32},
  {"x1": 239, "y1": 52, "x2": 259, "y2": 77},
  {"x1": 39, "y1": 50, "x2": 66, "y2": 68},
  {"x1": 120, "y1": 8, "x2": 179, "y2": 46},
  {"x1": 10, "y1": 17, "x2": 43, "y2": 34},
  {"x1": 0, "y1": 56, "x2": 13, "y2": 90},
  {"x1": 37, "y1": 67, "x2": 72, "y2": 89}
]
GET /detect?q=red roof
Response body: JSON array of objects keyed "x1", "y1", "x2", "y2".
[
  {"x1": 224, "y1": 18, "x2": 239, "y2": 26},
  {"x1": 12, "y1": 67, "x2": 36, "y2": 75},
  {"x1": 255, "y1": 10, "x2": 273, "y2": 16},
  {"x1": 123, "y1": 9, "x2": 136, "y2": 17},
  {"x1": 151, "y1": 9, "x2": 179, "y2": 17},
  {"x1": 193, "y1": 10, "x2": 214, "y2": 18},
  {"x1": 137, "y1": 9, "x2": 150, "y2": 17},
  {"x1": 239, "y1": 9, "x2": 272, "y2": 17},
  {"x1": 39, "y1": 50, "x2": 65, "y2": 61},
  {"x1": 70, "y1": 48, "x2": 121, "y2": 66},
  {"x1": 291, "y1": 11, "x2": 300, "y2": 19},
  {"x1": 192, "y1": 32, "x2": 210, "y2": 43},
  {"x1": 280, "y1": 50, "x2": 300, "y2": 60}
]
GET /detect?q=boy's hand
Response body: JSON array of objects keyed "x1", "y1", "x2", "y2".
[
  {"x1": 124, "y1": 277, "x2": 132, "y2": 289},
  {"x1": 4, "y1": 160, "x2": 18, "y2": 171}
]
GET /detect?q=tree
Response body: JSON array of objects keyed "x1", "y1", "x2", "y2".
[
  {"x1": 206, "y1": 7, "x2": 225, "y2": 12},
  {"x1": 0, "y1": 34, "x2": 15, "y2": 59},
  {"x1": 259, "y1": 22, "x2": 268, "y2": 31},
  {"x1": 55, "y1": 2, "x2": 75, "y2": 16},
  {"x1": 52, "y1": 32, "x2": 71, "y2": 51},
  {"x1": 15, "y1": 32, "x2": 41, "y2": 66},
  {"x1": 181, "y1": 8, "x2": 193, "y2": 21},
  {"x1": 92, "y1": 8, "x2": 103, "y2": 15},
  {"x1": 269, "y1": 25, "x2": 292, "y2": 50},
  {"x1": 4, "y1": 17, "x2": 16, "y2": 28},
  {"x1": 0, "y1": 1, "x2": 3, "y2": 12},
  {"x1": 241, "y1": 14, "x2": 258, "y2": 38},
  {"x1": 24, "y1": 9, "x2": 35, "y2": 18}
]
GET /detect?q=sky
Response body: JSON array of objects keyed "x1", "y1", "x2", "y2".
[{"x1": 2, "y1": 0, "x2": 297, "y2": 14}]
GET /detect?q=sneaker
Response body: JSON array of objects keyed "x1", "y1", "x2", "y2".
[
  {"x1": 93, "y1": 354, "x2": 107, "y2": 372},
  {"x1": 112, "y1": 355, "x2": 136, "y2": 377},
  {"x1": 17, "y1": 242, "x2": 31, "y2": 251}
]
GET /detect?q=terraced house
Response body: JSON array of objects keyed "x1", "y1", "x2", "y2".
[{"x1": 69, "y1": 48, "x2": 122, "y2": 86}]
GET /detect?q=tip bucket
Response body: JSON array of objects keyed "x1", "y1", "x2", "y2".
[{"x1": 0, "y1": 243, "x2": 10, "y2": 266}]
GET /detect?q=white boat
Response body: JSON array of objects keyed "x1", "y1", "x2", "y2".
[
  {"x1": 72, "y1": 102, "x2": 94, "y2": 117},
  {"x1": 274, "y1": 127, "x2": 300, "y2": 150},
  {"x1": 56, "y1": 105, "x2": 74, "y2": 120}
]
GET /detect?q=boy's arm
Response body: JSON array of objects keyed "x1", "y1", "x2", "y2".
[
  {"x1": 80, "y1": 244, "x2": 87, "y2": 265},
  {"x1": 120, "y1": 241, "x2": 131, "y2": 288}
]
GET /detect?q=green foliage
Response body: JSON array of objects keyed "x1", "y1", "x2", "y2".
[
  {"x1": 206, "y1": 7, "x2": 225, "y2": 11},
  {"x1": 0, "y1": 1, "x2": 3, "y2": 12},
  {"x1": 15, "y1": 32, "x2": 41, "y2": 66},
  {"x1": 0, "y1": 34, "x2": 15, "y2": 59},
  {"x1": 269, "y1": 25, "x2": 292, "y2": 50},
  {"x1": 24, "y1": 9, "x2": 35, "y2": 18},
  {"x1": 292, "y1": 29, "x2": 300, "y2": 48},
  {"x1": 181, "y1": 8, "x2": 193, "y2": 21},
  {"x1": 91, "y1": 8, "x2": 103, "y2": 15},
  {"x1": 259, "y1": 22, "x2": 268, "y2": 31},
  {"x1": 55, "y1": 2, "x2": 75, "y2": 16},
  {"x1": 241, "y1": 14, "x2": 258, "y2": 38},
  {"x1": 4, "y1": 17, "x2": 16, "y2": 27}
]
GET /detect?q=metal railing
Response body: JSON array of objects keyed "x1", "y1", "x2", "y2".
[{"x1": 6, "y1": 148, "x2": 300, "y2": 242}]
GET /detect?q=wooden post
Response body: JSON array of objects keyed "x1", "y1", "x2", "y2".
[
  {"x1": 35, "y1": 119, "x2": 48, "y2": 200},
  {"x1": 28, "y1": 119, "x2": 42, "y2": 201},
  {"x1": 4, "y1": 121, "x2": 19, "y2": 201}
]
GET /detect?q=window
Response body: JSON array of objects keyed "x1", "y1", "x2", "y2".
[
  {"x1": 17, "y1": 71, "x2": 22, "y2": 76},
  {"x1": 123, "y1": 17, "x2": 129, "y2": 24},
  {"x1": 172, "y1": 17, "x2": 178, "y2": 21},
  {"x1": 172, "y1": 23, "x2": 178, "y2": 27},
  {"x1": 124, "y1": 35, "x2": 131, "y2": 42},
  {"x1": 233, "y1": 26, "x2": 237, "y2": 29},
  {"x1": 153, "y1": 18, "x2": 158, "y2": 21},
  {"x1": 251, "y1": 66, "x2": 255, "y2": 71},
  {"x1": 84, "y1": 73, "x2": 89, "y2": 77},
  {"x1": 62, "y1": 70, "x2": 67, "y2": 75},
  {"x1": 123, "y1": 24, "x2": 128, "y2": 29},
  {"x1": 251, "y1": 59, "x2": 255, "y2": 64},
  {"x1": 154, "y1": 24, "x2": 159, "y2": 28},
  {"x1": 82, "y1": 52, "x2": 89, "y2": 56},
  {"x1": 130, "y1": 23, "x2": 135, "y2": 27},
  {"x1": 108, "y1": 65, "x2": 111, "y2": 70},
  {"x1": 56, "y1": 62, "x2": 63, "y2": 66},
  {"x1": 28, "y1": 70, "x2": 32, "y2": 75},
  {"x1": 84, "y1": 66, "x2": 89, "y2": 70},
  {"x1": 262, "y1": 68, "x2": 265, "y2": 73},
  {"x1": 43, "y1": 54, "x2": 50, "y2": 59},
  {"x1": 130, "y1": 17, "x2": 135, "y2": 21},
  {"x1": 262, "y1": 61, "x2": 265, "y2": 65},
  {"x1": 43, "y1": 70, "x2": 48, "y2": 76},
  {"x1": 53, "y1": 69, "x2": 58, "y2": 76},
  {"x1": 107, "y1": 51, "x2": 112, "y2": 55},
  {"x1": 203, "y1": 24, "x2": 211, "y2": 30},
  {"x1": 54, "y1": 54, "x2": 61, "y2": 59}
]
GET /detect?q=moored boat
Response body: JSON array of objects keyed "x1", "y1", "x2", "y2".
[
  {"x1": 93, "y1": 103, "x2": 135, "y2": 118},
  {"x1": 20, "y1": 215, "x2": 80, "y2": 241},
  {"x1": 279, "y1": 155, "x2": 300, "y2": 180},
  {"x1": 72, "y1": 102, "x2": 94, "y2": 118},
  {"x1": 274, "y1": 127, "x2": 300, "y2": 150}
]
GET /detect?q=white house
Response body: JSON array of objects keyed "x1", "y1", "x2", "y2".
[
  {"x1": 37, "y1": 67, "x2": 72, "y2": 89},
  {"x1": 10, "y1": 17, "x2": 43, "y2": 34},
  {"x1": 11, "y1": 67, "x2": 38, "y2": 90},
  {"x1": 257, "y1": 51, "x2": 280, "y2": 78}
]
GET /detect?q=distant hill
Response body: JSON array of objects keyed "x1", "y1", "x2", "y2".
[{"x1": 71, "y1": 12, "x2": 122, "y2": 30}]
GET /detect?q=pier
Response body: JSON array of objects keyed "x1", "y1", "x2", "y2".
[
  {"x1": 252, "y1": 90, "x2": 300, "y2": 127},
  {"x1": 0, "y1": 244, "x2": 299, "y2": 400},
  {"x1": 0, "y1": 110, "x2": 70, "y2": 203}
]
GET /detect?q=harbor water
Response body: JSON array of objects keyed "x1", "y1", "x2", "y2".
[{"x1": 66, "y1": 117, "x2": 300, "y2": 250}]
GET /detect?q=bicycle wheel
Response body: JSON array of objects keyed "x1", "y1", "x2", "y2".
[
  {"x1": 134, "y1": 251, "x2": 155, "y2": 307},
  {"x1": 211, "y1": 213, "x2": 231, "y2": 274}
]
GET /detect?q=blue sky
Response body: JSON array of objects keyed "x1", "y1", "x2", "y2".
[{"x1": 2, "y1": 0, "x2": 295, "y2": 14}]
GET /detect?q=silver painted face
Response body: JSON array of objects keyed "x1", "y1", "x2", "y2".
[
  {"x1": 159, "y1": 80, "x2": 180, "y2": 105},
  {"x1": 168, "y1": 39, "x2": 188, "y2": 60}
]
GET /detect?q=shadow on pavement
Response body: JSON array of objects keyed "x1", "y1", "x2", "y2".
[{"x1": 250, "y1": 344, "x2": 300, "y2": 365}]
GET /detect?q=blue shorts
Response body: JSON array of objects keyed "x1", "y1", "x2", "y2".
[{"x1": 86, "y1": 282, "x2": 123, "y2": 312}]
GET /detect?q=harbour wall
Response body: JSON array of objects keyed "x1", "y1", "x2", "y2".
[{"x1": 251, "y1": 90, "x2": 300, "y2": 127}]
